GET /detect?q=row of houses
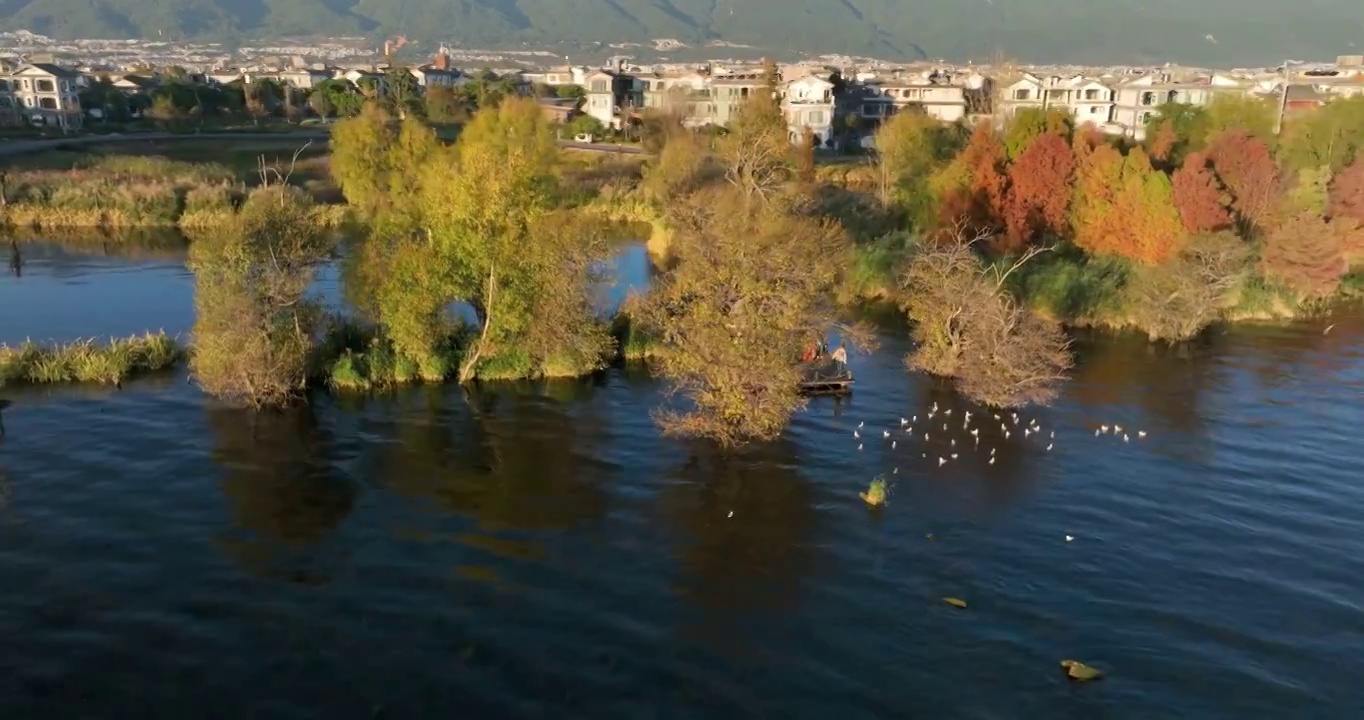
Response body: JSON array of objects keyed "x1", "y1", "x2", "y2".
[
  {"x1": 0, "y1": 53, "x2": 469, "y2": 131},
  {"x1": 998, "y1": 69, "x2": 1364, "y2": 140},
  {"x1": 7, "y1": 51, "x2": 1364, "y2": 143},
  {"x1": 523, "y1": 62, "x2": 990, "y2": 147}
]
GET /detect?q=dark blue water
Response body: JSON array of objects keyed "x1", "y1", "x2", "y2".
[{"x1": 1, "y1": 241, "x2": 1362, "y2": 718}]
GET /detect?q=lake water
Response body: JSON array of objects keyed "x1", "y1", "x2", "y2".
[{"x1": 1, "y1": 240, "x2": 1362, "y2": 718}]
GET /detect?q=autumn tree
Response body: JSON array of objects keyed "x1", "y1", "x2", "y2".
[
  {"x1": 717, "y1": 60, "x2": 793, "y2": 204},
  {"x1": 1002, "y1": 132, "x2": 1075, "y2": 247},
  {"x1": 931, "y1": 122, "x2": 1007, "y2": 236},
  {"x1": 637, "y1": 188, "x2": 863, "y2": 445},
  {"x1": 1146, "y1": 119, "x2": 1178, "y2": 167},
  {"x1": 307, "y1": 89, "x2": 334, "y2": 120},
  {"x1": 1172, "y1": 151, "x2": 1232, "y2": 234},
  {"x1": 1328, "y1": 158, "x2": 1364, "y2": 223},
  {"x1": 1207, "y1": 129, "x2": 1280, "y2": 237},
  {"x1": 1072, "y1": 145, "x2": 1185, "y2": 264},
  {"x1": 188, "y1": 186, "x2": 335, "y2": 407},
  {"x1": 1261, "y1": 212, "x2": 1348, "y2": 299},
  {"x1": 1002, "y1": 107, "x2": 1072, "y2": 160},
  {"x1": 898, "y1": 224, "x2": 1071, "y2": 407},
  {"x1": 1125, "y1": 232, "x2": 1249, "y2": 341}
]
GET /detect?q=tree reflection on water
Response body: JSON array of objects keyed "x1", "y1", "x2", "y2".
[{"x1": 207, "y1": 404, "x2": 358, "y2": 585}]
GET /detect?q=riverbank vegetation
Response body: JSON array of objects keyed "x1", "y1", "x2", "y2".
[
  {"x1": 857, "y1": 96, "x2": 1364, "y2": 346},
  {"x1": 15, "y1": 78, "x2": 1364, "y2": 449},
  {"x1": 0, "y1": 332, "x2": 183, "y2": 387},
  {"x1": 0, "y1": 140, "x2": 344, "y2": 233}
]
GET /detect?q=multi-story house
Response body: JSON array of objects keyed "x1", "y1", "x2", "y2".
[
  {"x1": 708, "y1": 72, "x2": 766, "y2": 128},
  {"x1": 998, "y1": 73, "x2": 1115, "y2": 126},
  {"x1": 858, "y1": 70, "x2": 974, "y2": 125},
  {"x1": 1110, "y1": 73, "x2": 1248, "y2": 139},
  {"x1": 783, "y1": 74, "x2": 837, "y2": 146},
  {"x1": 638, "y1": 70, "x2": 714, "y2": 125},
  {"x1": 581, "y1": 69, "x2": 641, "y2": 129},
  {"x1": 1, "y1": 63, "x2": 83, "y2": 130}
]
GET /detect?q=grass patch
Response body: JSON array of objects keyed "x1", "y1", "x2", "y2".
[
  {"x1": 1013, "y1": 249, "x2": 1131, "y2": 323},
  {"x1": 0, "y1": 332, "x2": 185, "y2": 388},
  {"x1": 315, "y1": 318, "x2": 458, "y2": 391},
  {"x1": 1226, "y1": 275, "x2": 1301, "y2": 320},
  {"x1": 846, "y1": 231, "x2": 915, "y2": 301}
]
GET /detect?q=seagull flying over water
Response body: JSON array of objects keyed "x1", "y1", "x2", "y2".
[
  {"x1": 883, "y1": 430, "x2": 891, "y2": 438},
  {"x1": 1138, "y1": 431, "x2": 1147, "y2": 438},
  {"x1": 938, "y1": 457, "x2": 947, "y2": 467}
]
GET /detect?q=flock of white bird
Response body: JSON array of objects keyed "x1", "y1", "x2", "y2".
[{"x1": 851, "y1": 400, "x2": 1149, "y2": 479}]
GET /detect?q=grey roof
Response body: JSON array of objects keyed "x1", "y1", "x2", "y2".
[
  {"x1": 1285, "y1": 84, "x2": 1325, "y2": 102},
  {"x1": 25, "y1": 63, "x2": 81, "y2": 79}
]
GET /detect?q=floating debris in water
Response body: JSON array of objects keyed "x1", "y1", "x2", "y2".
[
  {"x1": 942, "y1": 597, "x2": 968, "y2": 609},
  {"x1": 1060, "y1": 660, "x2": 1103, "y2": 681}
]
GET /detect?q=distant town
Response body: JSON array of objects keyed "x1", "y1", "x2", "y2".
[{"x1": 2, "y1": 28, "x2": 1362, "y2": 144}]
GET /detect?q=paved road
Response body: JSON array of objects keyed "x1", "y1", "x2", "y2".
[{"x1": 0, "y1": 131, "x2": 643, "y2": 159}]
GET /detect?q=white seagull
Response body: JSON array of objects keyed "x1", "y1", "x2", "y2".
[{"x1": 938, "y1": 457, "x2": 947, "y2": 467}]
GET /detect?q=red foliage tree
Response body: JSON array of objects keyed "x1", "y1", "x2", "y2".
[
  {"x1": 1172, "y1": 151, "x2": 1233, "y2": 234},
  {"x1": 1329, "y1": 159, "x2": 1364, "y2": 223},
  {"x1": 1003, "y1": 132, "x2": 1075, "y2": 247},
  {"x1": 1262, "y1": 212, "x2": 1348, "y2": 298},
  {"x1": 1206, "y1": 129, "x2": 1280, "y2": 236}
]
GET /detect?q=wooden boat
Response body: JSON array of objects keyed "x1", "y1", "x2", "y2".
[{"x1": 799, "y1": 360, "x2": 854, "y2": 395}]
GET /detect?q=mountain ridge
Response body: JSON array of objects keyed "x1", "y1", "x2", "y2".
[{"x1": 3, "y1": 0, "x2": 1362, "y2": 65}]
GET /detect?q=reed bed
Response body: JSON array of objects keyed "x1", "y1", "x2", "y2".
[{"x1": 0, "y1": 332, "x2": 185, "y2": 387}]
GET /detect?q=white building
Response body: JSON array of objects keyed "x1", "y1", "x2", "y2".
[
  {"x1": 0, "y1": 63, "x2": 83, "y2": 130},
  {"x1": 860, "y1": 70, "x2": 972, "y2": 124},
  {"x1": 1110, "y1": 73, "x2": 1247, "y2": 139},
  {"x1": 783, "y1": 74, "x2": 836, "y2": 146}
]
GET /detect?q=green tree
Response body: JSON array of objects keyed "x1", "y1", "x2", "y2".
[
  {"x1": 1143, "y1": 102, "x2": 1209, "y2": 165},
  {"x1": 329, "y1": 102, "x2": 397, "y2": 216},
  {"x1": 1204, "y1": 94, "x2": 1277, "y2": 146},
  {"x1": 872, "y1": 111, "x2": 960, "y2": 228},
  {"x1": 1279, "y1": 96, "x2": 1364, "y2": 173},
  {"x1": 1002, "y1": 107, "x2": 1072, "y2": 160},
  {"x1": 564, "y1": 113, "x2": 605, "y2": 138},
  {"x1": 385, "y1": 65, "x2": 422, "y2": 118},
  {"x1": 418, "y1": 96, "x2": 611, "y2": 382},
  {"x1": 556, "y1": 84, "x2": 587, "y2": 107}
]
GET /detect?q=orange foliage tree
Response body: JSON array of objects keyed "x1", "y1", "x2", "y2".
[
  {"x1": 1147, "y1": 120, "x2": 1178, "y2": 167},
  {"x1": 1003, "y1": 132, "x2": 1075, "y2": 247},
  {"x1": 1071, "y1": 145, "x2": 1185, "y2": 264},
  {"x1": 1206, "y1": 129, "x2": 1280, "y2": 236},
  {"x1": 934, "y1": 122, "x2": 1008, "y2": 236},
  {"x1": 1171, "y1": 151, "x2": 1233, "y2": 234}
]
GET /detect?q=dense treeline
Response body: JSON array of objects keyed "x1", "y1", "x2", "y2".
[{"x1": 865, "y1": 96, "x2": 1364, "y2": 346}]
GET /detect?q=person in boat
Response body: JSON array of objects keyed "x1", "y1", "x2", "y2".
[{"x1": 831, "y1": 342, "x2": 848, "y2": 373}]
